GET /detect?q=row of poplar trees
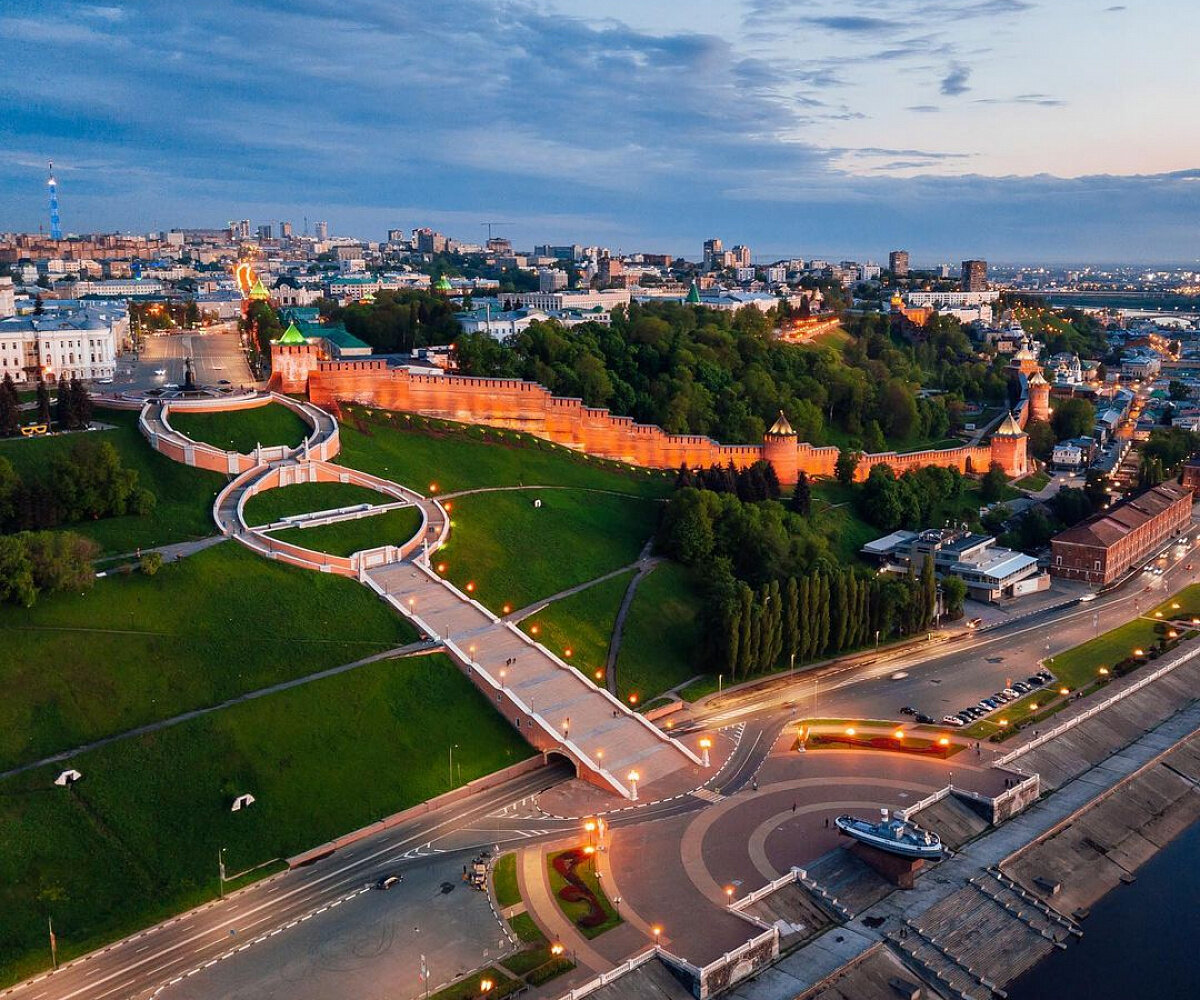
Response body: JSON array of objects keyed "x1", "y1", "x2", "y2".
[{"x1": 713, "y1": 559, "x2": 939, "y2": 682}]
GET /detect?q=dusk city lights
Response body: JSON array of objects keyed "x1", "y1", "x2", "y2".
[{"x1": 0, "y1": 3, "x2": 1197, "y2": 1000}]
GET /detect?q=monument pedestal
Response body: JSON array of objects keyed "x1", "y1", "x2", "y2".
[{"x1": 848, "y1": 841, "x2": 926, "y2": 888}]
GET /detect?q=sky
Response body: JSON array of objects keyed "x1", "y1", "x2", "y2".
[{"x1": 1, "y1": 0, "x2": 1197, "y2": 263}]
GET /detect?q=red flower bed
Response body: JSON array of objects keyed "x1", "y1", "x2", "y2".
[{"x1": 551, "y1": 849, "x2": 606, "y2": 929}]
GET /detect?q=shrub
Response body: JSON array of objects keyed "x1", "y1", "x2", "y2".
[{"x1": 140, "y1": 551, "x2": 164, "y2": 576}]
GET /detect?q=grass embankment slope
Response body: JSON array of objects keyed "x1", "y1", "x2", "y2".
[
  {"x1": 439, "y1": 490, "x2": 659, "y2": 612},
  {"x1": 0, "y1": 542, "x2": 416, "y2": 773},
  {"x1": 615, "y1": 561, "x2": 705, "y2": 703},
  {"x1": 266, "y1": 506, "x2": 423, "y2": 557},
  {"x1": 168, "y1": 401, "x2": 309, "y2": 455},
  {"x1": 0, "y1": 653, "x2": 532, "y2": 985},
  {"x1": 242, "y1": 481, "x2": 400, "y2": 525},
  {"x1": 519, "y1": 571, "x2": 633, "y2": 681},
  {"x1": 336, "y1": 407, "x2": 672, "y2": 497},
  {"x1": 0, "y1": 407, "x2": 224, "y2": 554}
]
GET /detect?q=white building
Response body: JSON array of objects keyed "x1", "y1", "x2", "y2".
[
  {"x1": 538, "y1": 269, "x2": 568, "y2": 293},
  {"x1": 905, "y1": 289, "x2": 1000, "y2": 308},
  {"x1": 516, "y1": 288, "x2": 631, "y2": 312},
  {"x1": 0, "y1": 277, "x2": 14, "y2": 319},
  {"x1": 66, "y1": 278, "x2": 165, "y2": 298},
  {"x1": 0, "y1": 305, "x2": 123, "y2": 383}
]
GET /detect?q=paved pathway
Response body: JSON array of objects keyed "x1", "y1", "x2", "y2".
[
  {"x1": 0, "y1": 640, "x2": 439, "y2": 781},
  {"x1": 503, "y1": 561, "x2": 642, "y2": 624},
  {"x1": 96, "y1": 533, "x2": 228, "y2": 566},
  {"x1": 603, "y1": 540, "x2": 660, "y2": 696}
]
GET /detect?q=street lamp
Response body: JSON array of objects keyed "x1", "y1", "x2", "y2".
[
  {"x1": 699, "y1": 736, "x2": 712, "y2": 768},
  {"x1": 628, "y1": 770, "x2": 640, "y2": 801},
  {"x1": 218, "y1": 846, "x2": 227, "y2": 899},
  {"x1": 652, "y1": 925, "x2": 662, "y2": 947},
  {"x1": 479, "y1": 977, "x2": 493, "y2": 995},
  {"x1": 449, "y1": 743, "x2": 459, "y2": 788},
  {"x1": 725, "y1": 885, "x2": 734, "y2": 905}
]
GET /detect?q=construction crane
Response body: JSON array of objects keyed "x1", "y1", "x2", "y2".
[{"x1": 481, "y1": 222, "x2": 511, "y2": 242}]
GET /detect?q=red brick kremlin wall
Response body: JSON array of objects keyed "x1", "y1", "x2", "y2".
[{"x1": 274, "y1": 347, "x2": 1026, "y2": 481}]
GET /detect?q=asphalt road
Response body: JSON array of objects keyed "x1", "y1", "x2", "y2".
[{"x1": 12, "y1": 519, "x2": 1200, "y2": 1000}]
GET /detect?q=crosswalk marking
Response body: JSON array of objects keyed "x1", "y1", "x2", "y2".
[{"x1": 690, "y1": 787, "x2": 725, "y2": 803}]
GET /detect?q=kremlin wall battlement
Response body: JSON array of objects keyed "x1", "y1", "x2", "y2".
[{"x1": 271, "y1": 344, "x2": 1028, "y2": 482}]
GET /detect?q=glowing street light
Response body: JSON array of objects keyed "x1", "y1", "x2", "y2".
[
  {"x1": 937, "y1": 737, "x2": 951, "y2": 747},
  {"x1": 1134, "y1": 648, "x2": 1145, "y2": 657},
  {"x1": 479, "y1": 978, "x2": 493, "y2": 994},
  {"x1": 652, "y1": 925, "x2": 662, "y2": 946},
  {"x1": 893, "y1": 728, "x2": 905, "y2": 741},
  {"x1": 725, "y1": 885, "x2": 735, "y2": 904},
  {"x1": 845, "y1": 727, "x2": 856, "y2": 737},
  {"x1": 628, "y1": 770, "x2": 640, "y2": 801},
  {"x1": 699, "y1": 736, "x2": 713, "y2": 768},
  {"x1": 1059, "y1": 686, "x2": 1070, "y2": 697},
  {"x1": 550, "y1": 943, "x2": 565, "y2": 958},
  {"x1": 466, "y1": 581, "x2": 476, "y2": 593}
]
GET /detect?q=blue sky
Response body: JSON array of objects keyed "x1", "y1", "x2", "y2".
[{"x1": 1, "y1": 0, "x2": 1197, "y2": 263}]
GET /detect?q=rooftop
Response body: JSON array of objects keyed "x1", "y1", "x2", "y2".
[{"x1": 1053, "y1": 482, "x2": 1192, "y2": 549}]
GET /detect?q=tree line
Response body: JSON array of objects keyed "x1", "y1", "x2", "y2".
[
  {"x1": 319, "y1": 289, "x2": 461, "y2": 354},
  {"x1": 0, "y1": 438, "x2": 155, "y2": 533},
  {"x1": 454, "y1": 301, "x2": 969, "y2": 451},
  {"x1": 0, "y1": 530, "x2": 98, "y2": 607}
]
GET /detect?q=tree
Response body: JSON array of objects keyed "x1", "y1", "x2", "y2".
[
  {"x1": 35, "y1": 379, "x2": 51, "y2": 425},
  {"x1": 0, "y1": 374, "x2": 19, "y2": 436},
  {"x1": 941, "y1": 576, "x2": 967, "y2": 619},
  {"x1": 790, "y1": 472, "x2": 812, "y2": 517},
  {"x1": 835, "y1": 448, "x2": 859, "y2": 485},
  {"x1": 980, "y1": 462, "x2": 1009, "y2": 503},
  {"x1": 863, "y1": 420, "x2": 886, "y2": 453},
  {"x1": 1169, "y1": 380, "x2": 1191, "y2": 402},
  {"x1": 1050, "y1": 398, "x2": 1095, "y2": 442},
  {"x1": 1025, "y1": 419, "x2": 1055, "y2": 462}
]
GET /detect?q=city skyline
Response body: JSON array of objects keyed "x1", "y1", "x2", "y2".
[{"x1": 1, "y1": 1, "x2": 1198, "y2": 261}]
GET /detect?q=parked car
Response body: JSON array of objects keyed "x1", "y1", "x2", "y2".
[
  {"x1": 915, "y1": 713, "x2": 935, "y2": 725},
  {"x1": 942, "y1": 715, "x2": 965, "y2": 727}
]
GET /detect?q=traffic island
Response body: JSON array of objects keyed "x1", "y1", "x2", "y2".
[
  {"x1": 427, "y1": 967, "x2": 519, "y2": 1000},
  {"x1": 489, "y1": 860, "x2": 577, "y2": 989},
  {"x1": 547, "y1": 847, "x2": 623, "y2": 938},
  {"x1": 795, "y1": 721, "x2": 964, "y2": 759}
]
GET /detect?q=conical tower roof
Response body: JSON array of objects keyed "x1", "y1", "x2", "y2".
[
  {"x1": 685, "y1": 281, "x2": 701, "y2": 304},
  {"x1": 993, "y1": 411, "x2": 1026, "y2": 437},
  {"x1": 277, "y1": 321, "x2": 306, "y2": 345},
  {"x1": 435, "y1": 275, "x2": 453, "y2": 292},
  {"x1": 249, "y1": 278, "x2": 270, "y2": 300},
  {"x1": 1027, "y1": 370, "x2": 1047, "y2": 386},
  {"x1": 767, "y1": 410, "x2": 796, "y2": 436}
]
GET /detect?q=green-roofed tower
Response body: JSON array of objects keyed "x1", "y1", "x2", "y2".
[
  {"x1": 685, "y1": 281, "x2": 701, "y2": 305},
  {"x1": 249, "y1": 278, "x2": 270, "y2": 300},
  {"x1": 277, "y1": 321, "x2": 307, "y2": 345},
  {"x1": 435, "y1": 275, "x2": 453, "y2": 292}
]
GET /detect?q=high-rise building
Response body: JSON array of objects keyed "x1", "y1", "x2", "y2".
[
  {"x1": 888, "y1": 250, "x2": 910, "y2": 277},
  {"x1": 256, "y1": 224, "x2": 273, "y2": 241},
  {"x1": 279, "y1": 221, "x2": 293, "y2": 240},
  {"x1": 237, "y1": 219, "x2": 251, "y2": 239},
  {"x1": 314, "y1": 221, "x2": 329, "y2": 241},
  {"x1": 387, "y1": 229, "x2": 407, "y2": 243},
  {"x1": 961, "y1": 259, "x2": 988, "y2": 292},
  {"x1": 702, "y1": 237, "x2": 723, "y2": 270},
  {"x1": 731, "y1": 244, "x2": 752, "y2": 268},
  {"x1": 415, "y1": 228, "x2": 448, "y2": 254}
]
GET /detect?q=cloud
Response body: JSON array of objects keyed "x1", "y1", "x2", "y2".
[
  {"x1": 907, "y1": 105, "x2": 942, "y2": 113},
  {"x1": 802, "y1": 15, "x2": 898, "y2": 33},
  {"x1": 940, "y1": 63, "x2": 972, "y2": 95},
  {"x1": 975, "y1": 93, "x2": 1066, "y2": 107}
]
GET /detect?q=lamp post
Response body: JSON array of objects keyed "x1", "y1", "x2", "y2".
[
  {"x1": 725, "y1": 885, "x2": 734, "y2": 906},
  {"x1": 628, "y1": 770, "x2": 640, "y2": 801},
  {"x1": 699, "y1": 736, "x2": 712, "y2": 768},
  {"x1": 219, "y1": 846, "x2": 227, "y2": 899},
  {"x1": 449, "y1": 743, "x2": 459, "y2": 789}
]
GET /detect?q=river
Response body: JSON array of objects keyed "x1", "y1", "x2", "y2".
[{"x1": 1007, "y1": 817, "x2": 1200, "y2": 999}]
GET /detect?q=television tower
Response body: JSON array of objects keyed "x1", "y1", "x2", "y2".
[{"x1": 47, "y1": 161, "x2": 62, "y2": 240}]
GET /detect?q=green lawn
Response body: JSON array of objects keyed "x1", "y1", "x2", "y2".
[
  {"x1": 546, "y1": 849, "x2": 621, "y2": 939},
  {"x1": 508, "y1": 912, "x2": 543, "y2": 943},
  {"x1": 1014, "y1": 471, "x2": 1051, "y2": 492},
  {"x1": 0, "y1": 542, "x2": 416, "y2": 772},
  {"x1": 0, "y1": 652, "x2": 532, "y2": 985},
  {"x1": 492, "y1": 853, "x2": 521, "y2": 909},
  {"x1": 615, "y1": 562, "x2": 705, "y2": 702},
  {"x1": 265, "y1": 507, "x2": 423, "y2": 557},
  {"x1": 169, "y1": 402, "x2": 310, "y2": 455},
  {"x1": 429, "y1": 968, "x2": 519, "y2": 1000},
  {"x1": 438, "y1": 489, "x2": 659, "y2": 612},
  {"x1": 242, "y1": 481, "x2": 397, "y2": 526},
  {"x1": 1151, "y1": 584, "x2": 1200, "y2": 622},
  {"x1": 337, "y1": 406, "x2": 673, "y2": 497},
  {"x1": 0, "y1": 407, "x2": 224, "y2": 555},
  {"x1": 519, "y1": 571, "x2": 632, "y2": 683}
]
